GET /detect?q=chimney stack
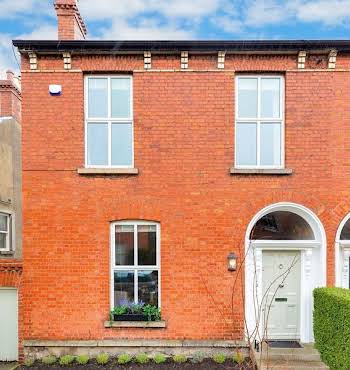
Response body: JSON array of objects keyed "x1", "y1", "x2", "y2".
[
  {"x1": 0, "y1": 70, "x2": 21, "y2": 122},
  {"x1": 54, "y1": 0, "x2": 87, "y2": 40}
]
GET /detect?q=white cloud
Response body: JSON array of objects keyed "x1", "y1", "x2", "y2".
[
  {"x1": 245, "y1": 0, "x2": 293, "y2": 26},
  {"x1": 0, "y1": 33, "x2": 17, "y2": 79},
  {"x1": 17, "y1": 24, "x2": 57, "y2": 40},
  {"x1": 0, "y1": 0, "x2": 52, "y2": 18},
  {"x1": 79, "y1": 0, "x2": 224, "y2": 20},
  {"x1": 101, "y1": 18, "x2": 194, "y2": 39},
  {"x1": 295, "y1": 0, "x2": 350, "y2": 25}
]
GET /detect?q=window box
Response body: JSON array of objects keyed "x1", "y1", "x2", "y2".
[
  {"x1": 104, "y1": 320, "x2": 166, "y2": 328},
  {"x1": 113, "y1": 313, "x2": 147, "y2": 321}
]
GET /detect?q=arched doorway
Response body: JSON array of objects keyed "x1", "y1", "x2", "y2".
[
  {"x1": 335, "y1": 213, "x2": 350, "y2": 288},
  {"x1": 245, "y1": 202, "x2": 326, "y2": 344}
]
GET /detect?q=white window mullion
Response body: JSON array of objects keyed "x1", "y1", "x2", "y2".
[
  {"x1": 257, "y1": 121, "x2": 261, "y2": 166},
  {"x1": 108, "y1": 121, "x2": 112, "y2": 167},
  {"x1": 134, "y1": 269, "x2": 138, "y2": 303},
  {"x1": 134, "y1": 224, "x2": 138, "y2": 303}
]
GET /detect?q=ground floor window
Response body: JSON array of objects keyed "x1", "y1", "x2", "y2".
[{"x1": 111, "y1": 221, "x2": 160, "y2": 307}]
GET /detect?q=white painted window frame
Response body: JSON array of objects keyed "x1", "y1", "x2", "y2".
[
  {"x1": 110, "y1": 220, "x2": 161, "y2": 309},
  {"x1": 84, "y1": 75, "x2": 134, "y2": 168},
  {"x1": 0, "y1": 211, "x2": 12, "y2": 252},
  {"x1": 235, "y1": 75, "x2": 285, "y2": 169}
]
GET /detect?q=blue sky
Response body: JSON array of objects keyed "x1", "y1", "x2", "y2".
[{"x1": 0, "y1": 0, "x2": 350, "y2": 77}]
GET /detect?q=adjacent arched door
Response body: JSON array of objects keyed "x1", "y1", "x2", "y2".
[{"x1": 335, "y1": 214, "x2": 350, "y2": 288}]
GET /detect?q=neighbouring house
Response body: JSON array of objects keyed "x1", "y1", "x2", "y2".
[
  {"x1": 0, "y1": 70, "x2": 22, "y2": 361},
  {"x1": 10, "y1": 0, "x2": 350, "y2": 362}
]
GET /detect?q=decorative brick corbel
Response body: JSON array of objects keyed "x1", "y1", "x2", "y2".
[
  {"x1": 297, "y1": 51, "x2": 307, "y2": 69},
  {"x1": 328, "y1": 49, "x2": 337, "y2": 69},
  {"x1": 181, "y1": 51, "x2": 188, "y2": 69},
  {"x1": 28, "y1": 52, "x2": 38, "y2": 70},
  {"x1": 217, "y1": 51, "x2": 226, "y2": 69},
  {"x1": 144, "y1": 51, "x2": 151, "y2": 70},
  {"x1": 63, "y1": 52, "x2": 72, "y2": 70}
]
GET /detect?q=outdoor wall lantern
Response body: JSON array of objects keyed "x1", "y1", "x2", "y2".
[{"x1": 227, "y1": 252, "x2": 237, "y2": 271}]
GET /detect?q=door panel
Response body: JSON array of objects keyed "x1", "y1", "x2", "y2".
[
  {"x1": 0, "y1": 289, "x2": 18, "y2": 361},
  {"x1": 262, "y1": 251, "x2": 301, "y2": 339}
]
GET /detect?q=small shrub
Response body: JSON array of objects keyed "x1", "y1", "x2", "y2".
[
  {"x1": 314, "y1": 287, "x2": 350, "y2": 370},
  {"x1": 153, "y1": 353, "x2": 167, "y2": 364},
  {"x1": 96, "y1": 353, "x2": 110, "y2": 365},
  {"x1": 173, "y1": 354, "x2": 187, "y2": 363},
  {"x1": 42, "y1": 355, "x2": 57, "y2": 365},
  {"x1": 232, "y1": 351, "x2": 244, "y2": 364},
  {"x1": 135, "y1": 353, "x2": 149, "y2": 364},
  {"x1": 76, "y1": 354, "x2": 89, "y2": 365},
  {"x1": 190, "y1": 352, "x2": 206, "y2": 364},
  {"x1": 117, "y1": 353, "x2": 132, "y2": 364},
  {"x1": 59, "y1": 355, "x2": 75, "y2": 366},
  {"x1": 213, "y1": 353, "x2": 226, "y2": 364},
  {"x1": 23, "y1": 358, "x2": 35, "y2": 367}
]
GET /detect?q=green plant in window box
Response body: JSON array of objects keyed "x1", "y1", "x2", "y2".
[
  {"x1": 110, "y1": 299, "x2": 161, "y2": 322},
  {"x1": 143, "y1": 304, "x2": 161, "y2": 321}
]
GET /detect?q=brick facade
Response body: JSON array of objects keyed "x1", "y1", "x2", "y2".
[{"x1": 17, "y1": 48, "x2": 350, "y2": 349}]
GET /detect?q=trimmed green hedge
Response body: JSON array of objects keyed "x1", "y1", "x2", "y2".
[{"x1": 314, "y1": 287, "x2": 350, "y2": 370}]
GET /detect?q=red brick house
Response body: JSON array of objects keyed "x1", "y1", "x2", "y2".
[
  {"x1": 0, "y1": 71, "x2": 22, "y2": 362},
  {"x1": 11, "y1": 0, "x2": 350, "y2": 361}
]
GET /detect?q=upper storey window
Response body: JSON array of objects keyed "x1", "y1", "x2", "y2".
[
  {"x1": 235, "y1": 76, "x2": 284, "y2": 168},
  {"x1": 85, "y1": 76, "x2": 133, "y2": 168},
  {"x1": 0, "y1": 212, "x2": 12, "y2": 252}
]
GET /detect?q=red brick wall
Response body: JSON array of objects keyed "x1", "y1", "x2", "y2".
[{"x1": 20, "y1": 53, "x2": 350, "y2": 341}]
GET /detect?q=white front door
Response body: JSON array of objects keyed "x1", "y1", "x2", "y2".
[
  {"x1": 0, "y1": 289, "x2": 18, "y2": 361},
  {"x1": 262, "y1": 251, "x2": 301, "y2": 340}
]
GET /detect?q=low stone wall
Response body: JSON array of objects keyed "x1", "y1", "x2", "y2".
[{"x1": 24, "y1": 339, "x2": 249, "y2": 359}]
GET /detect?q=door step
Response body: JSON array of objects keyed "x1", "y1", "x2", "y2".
[
  {"x1": 253, "y1": 343, "x2": 329, "y2": 370},
  {"x1": 258, "y1": 359, "x2": 329, "y2": 370}
]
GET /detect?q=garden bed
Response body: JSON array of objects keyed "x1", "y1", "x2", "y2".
[{"x1": 21, "y1": 359, "x2": 253, "y2": 370}]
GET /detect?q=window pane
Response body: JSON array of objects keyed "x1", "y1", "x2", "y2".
[
  {"x1": 88, "y1": 78, "x2": 108, "y2": 118},
  {"x1": 111, "y1": 78, "x2": 131, "y2": 118},
  {"x1": 138, "y1": 270, "x2": 158, "y2": 306},
  {"x1": 138, "y1": 225, "x2": 157, "y2": 265},
  {"x1": 238, "y1": 78, "x2": 258, "y2": 118},
  {"x1": 115, "y1": 225, "x2": 134, "y2": 266},
  {"x1": 0, "y1": 214, "x2": 7, "y2": 232},
  {"x1": 260, "y1": 123, "x2": 281, "y2": 166},
  {"x1": 111, "y1": 123, "x2": 133, "y2": 166},
  {"x1": 340, "y1": 219, "x2": 350, "y2": 240},
  {"x1": 87, "y1": 123, "x2": 108, "y2": 166},
  {"x1": 236, "y1": 123, "x2": 257, "y2": 166},
  {"x1": 261, "y1": 78, "x2": 280, "y2": 118},
  {"x1": 250, "y1": 211, "x2": 315, "y2": 240},
  {"x1": 114, "y1": 271, "x2": 134, "y2": 306},
  {"x1": 0, "y1": 233, "x2": 6, "y2": 249}
]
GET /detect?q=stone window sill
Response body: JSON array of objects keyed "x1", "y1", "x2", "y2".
[
  {"x1": 230, "y1": 168, "x2": 293, "y2": 175},
  {"x1": 0, "y1": 250, "x2": 15, "y2": 256},
  {"x1": 104, "y1": 321, "x2": 166, "y2": 328},
  {"x1": 77, "y1": 168, "x2": 139, "y2": 175}
]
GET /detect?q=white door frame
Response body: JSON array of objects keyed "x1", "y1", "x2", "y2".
[
  {"x1": 0, "y1": 287, "x2": 18, "y2": 361},
  {"x1": 244, "y1": 202, "x2": 326, "y2": 344},
  {"x1": 335, "y1": 212, "x2": 350, "y2": 288}
]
